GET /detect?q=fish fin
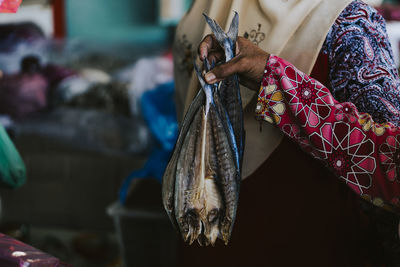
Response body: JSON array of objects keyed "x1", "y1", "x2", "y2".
[
  {"x1": 210, "y1": 59, "x2": 216, "y2": 69},
  {"x1": 204, "y1": 58, "x2": 211, "y2": 72},
  {"x1": 193, "y1": 61, "x2": 207, "y2": 90},
  {"x1": 194, "y1": 61, "x2": 214, "y2": 113},
  {"x1": 203, "y1": 12, "x2": 237, "y2": 61},
  {"x1": 227, "y1": 11, "x2": 239, "y2": 44}
]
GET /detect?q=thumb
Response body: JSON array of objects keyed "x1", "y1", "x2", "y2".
[{"x1": 204, "y1": 57, "x2": 241, "y2": 84}]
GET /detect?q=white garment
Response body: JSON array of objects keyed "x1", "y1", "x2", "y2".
[
  {"x1": 363, "y1": 0, "x2": 383, "y2": 6},
  {"x1": 173, "y1": 0, "x2": 354, "y2": 178}
]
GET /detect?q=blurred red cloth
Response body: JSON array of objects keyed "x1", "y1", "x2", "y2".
[
  {"x1": 0, "y1": 233, "x2": 71, "y2": 266},
  {"x1": 0, "y1": 0, "x2": 22, "y2": 13}
]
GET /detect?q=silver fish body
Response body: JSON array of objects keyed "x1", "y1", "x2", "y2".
[
  {"x1": 174, "y1": 106, "x2": 203, "y2": 243},
  {"x1": 209, "y1": 96, "x2": 239, "y2": 244},
  {"x1": 162, "y1": 11, "x2": 244, "y2": 246},
  {"x1": 204, "y1": 12, "x2": 245, "y2": 169},
  {"x1": 174, "y1": 94, "x2": 225, "y2": 245},
  {"x1": 204, "y1": 11, "x2": 244, "y2": 241},
  {"x1": 218, "y1": 75, "x2": 244, "y2": 169},
  {"x1": 162, "y1": 90, "x2": 204, "y2": 230}
]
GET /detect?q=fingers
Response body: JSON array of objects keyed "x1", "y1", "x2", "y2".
[
  {"x1": 198, "y1": 34, "x2": 221, "y2": 61},
  {"x1": 207, "y1": 51, "x2": 224, "y2": 65},
  {"x1": 204, "y1": 56, "x2": 242, "y2": 84},
  {"x1": 237, "y1": 76, "x2": 261, "y2": 92}
]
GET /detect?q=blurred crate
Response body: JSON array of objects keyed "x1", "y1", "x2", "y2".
[{"x1": 107, "y1": 202, "x2": 177, "y2": 267}]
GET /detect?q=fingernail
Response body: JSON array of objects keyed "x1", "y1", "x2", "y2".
[{"x1": 205, "y1": 72, "x2": 216, "y2": 83}]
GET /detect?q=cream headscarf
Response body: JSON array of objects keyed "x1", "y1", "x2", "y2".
[{"x1": 173, "y1": 0, "x2": 355, "y2": 178}]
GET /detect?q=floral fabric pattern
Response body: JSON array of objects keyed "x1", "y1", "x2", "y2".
[
  {"x1": 256, "y1": 0, "x2": 400, "y2": 211},
  {"x1": 379, "y1": 135, "x2": 400, "y2": 182},
  {"x1": 257, "y1": 55, "x2": 400, "y2": 211},
  {"x1": 322, "y1": 0, "x2": 400, "y2": 125}
]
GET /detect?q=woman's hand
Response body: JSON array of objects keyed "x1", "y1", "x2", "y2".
[{"x1": 198, "y1": 34, "x2": 270, "y2": 91}]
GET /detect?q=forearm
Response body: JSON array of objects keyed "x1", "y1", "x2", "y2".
[{"x1": 256, "y1": 55, "x2": 400, "y2": 212}]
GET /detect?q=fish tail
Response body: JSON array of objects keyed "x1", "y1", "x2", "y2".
[
  {"x1": 227, "y1": 11, "x2": 239, "y2": 44},
  {"x1": 193, "y1": 61, "x2": 207, "y2": 89},
  {"x1": 203, "y1": 13, "x2": 228, "y2": 47},
  {"x1": 203, "y1": 12, "x2": 239, "y2": 61},
  {"x1": 182, "y1": 210, "x2": 202, "y2": 244},
  {"x1": 194, "y1": 61, "x2": 214, "y2": 113}
]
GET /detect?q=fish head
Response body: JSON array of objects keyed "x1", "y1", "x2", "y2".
[
  {"x1": 204, "y1": 208, "x2": 222, "y2": 246},
  {"x1": 179, "y1": 209, "x2": 203, "y2": 244}
]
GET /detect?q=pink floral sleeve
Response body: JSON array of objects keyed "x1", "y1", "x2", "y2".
[{"x1": 256, "y1": 55, "x2": 400, "y2": 212}]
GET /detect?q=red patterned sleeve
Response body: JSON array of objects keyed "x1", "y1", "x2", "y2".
[{"x1": 256, "y1": 55, "x2": 400, "y2": 212}]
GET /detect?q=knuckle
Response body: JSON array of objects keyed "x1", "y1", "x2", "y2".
[
  {"x1": 223, "y1": 63, "x2": 235, "y2": 77},
  {"x1": 219, "y1": 67, "x2": 227, "y2": 77},
  {"x1": 205, "y1": 35, "x2": 213, "y2": 45},
  {"x1": 215, "y1": 65, "x2": 226, "y2": 77},
  {"x1": 239, "y1": 56, "x2": 250, "y2": 67}
]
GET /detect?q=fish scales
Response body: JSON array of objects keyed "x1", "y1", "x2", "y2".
[
  {"x1": 219, "y1": 75, "x2": 244, "y2": 166},
  {"x1": 175, "y1": 107, "x2": 203, "y2": 243},
  {"x1": 213, "y1": 90, "x2": 240, "y2": 174},
  {"x1": 162, "y1": 90, "x2": 205, "y2": 229},
  {"x1": 209, "y1": 105, "x2": 238, "y2": 244},
  {"x1": 163, "y1": 11, "x2": 244, "y2": 246},
  {"x1": 207, "y1": 11, "x2": 245, "y2": 169},
  {"x1": 188, "y1": 79, "x2": 225, "y2": 245},
  {"x1": 204, "y1": 11, "x2": 243, "y2": 243},
  {"x1": 201, "y1": 108, "x2": 223, "y2": 245}
]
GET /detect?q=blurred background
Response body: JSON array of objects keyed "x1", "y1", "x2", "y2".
[
  {"x1": 0, "y1": 0, "x2": 400, "y2": 266},
  {"x1": 0, "y1": 0, "x2": 191, "y2": 266}
]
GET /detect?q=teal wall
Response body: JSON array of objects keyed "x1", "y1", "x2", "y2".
[{"x1": 65, "y1": 0, "x2": 171, "y2": 44}]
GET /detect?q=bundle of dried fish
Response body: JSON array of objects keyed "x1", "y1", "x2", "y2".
[{"x1": 162, "y1": 12, "x2": 244, "y2": 246}]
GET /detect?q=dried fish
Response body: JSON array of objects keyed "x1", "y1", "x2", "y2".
[
  {"x1": 175, "y1": 106, "x2": 203, "y2": 244},
  {"x1": 204, "y1": 12, "x2": 244, "y2": 243},
  {"x1": 162, "y1": 90, "x2": 204, "y2": 230},
  {"x1": 162, "y1": 11, "x2": 244, "y2": 246},
  {"x1": 204, "y1": 11, "x2": 245, "y2": 169}
]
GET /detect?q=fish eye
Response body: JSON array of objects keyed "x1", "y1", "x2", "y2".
[{"x1": 208, "y1": 209, "x2": 220, "y2": 223}]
